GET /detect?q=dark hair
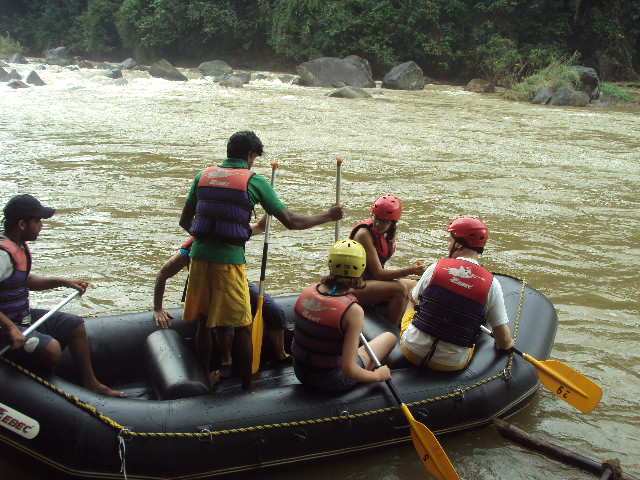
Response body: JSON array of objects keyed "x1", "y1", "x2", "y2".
[
  {"x1": 453, "y1": 236, "x2": 484, "y2": 254},
  {"x1": 386, "y1": 221, "x2": 397, "y2": 242},
  {"x1": 227, "y1": 131, "x2": 263, "y2": 160},
  {"x1": 2, "y1": 216, "x2": 30, "y2": 232},
  {"x1": 320, "y1": 274, "x2": 365, "y2": 291}
]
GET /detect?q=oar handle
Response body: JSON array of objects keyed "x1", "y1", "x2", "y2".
[
  {"x1": 0, "y1": 290, "x2": 81, "y2": 357},
  {"x1": 480, "y1": 324, "x2": 524, "y2": 356},
  {"x1": 335, "y1": 156, "x2": 342, "y2": 242},
  {"x1": 359, "y1": 332, "x2": 403, "y2": 406},
  {"x1": 257, "y1": 162, "x2": 278, "y2": 296}
]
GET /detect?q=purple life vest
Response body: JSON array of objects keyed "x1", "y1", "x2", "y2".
[
  {"x1": 190, "y1": 166, "x2": 254, "y2": 246},
  {"x1": 291, "y1": 283, "x2": 358, "y2": 369},
  {"x1": 0, "y1": 238, "x2": 31, "y2": 324},
  {"x1": 412, "y1": 258, "x2": 492, "y2": 347}
]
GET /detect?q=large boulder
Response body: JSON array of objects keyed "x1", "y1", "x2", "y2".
[
  {"x1": 119, "y1": 58, "x2": 138, "y2": 70},
  {"x1": 149, "y1": 59, "x2": 188, "y2": 81},
  {"x1": 572, "y1": 66, "x2": 598, "y2": 96},
  {"x1": 296, "y1": 57, "x2": 375, "y2": 88},
  {"x1": 25, "y1": 71, "x2": 45, "y2": 86},
  {"x1": 8, "y1": 79, "x2": 29, "y2": 89},
  {"x1": 548, "y1": 86, "x2": 590, "y2": 107},
  {"x1": 9, "y1": 53, "x2": 28, "y2": 64},
  {"x1": 465, "y1": 78, "x2": 494, "y2": 93},
  {"x1": 6, "y1": 69, "x2": 21, "y2": 81},
  {"x1": 218, "y1": 75, "x2": 244, "y2": 88},
  {"x1": 199, "y1": 60, "x2": 232, "y2": 77},
  {"x1": 0, "y1": 67, "x2": 8, "y2": 82},
  {"x1": 532, "y1": 87, "x2": 555, "y2": 105},
  {"x1": 343, "y1": 55, "x2": 372, "y2": 78},
  {"x1": 45, "y1": 47, "x2": 70, "y2": 66},
  {"x1": 382, "y1": 61, "x2": 425, "y2": 90},
  {"x1": 326, "y1": 86, "x2": 372, "y2": 99}
]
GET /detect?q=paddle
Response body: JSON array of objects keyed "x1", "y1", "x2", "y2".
[
  {"x1": 251, "y1": 161, "x2": 278, "y2": 374},
  {"x1": 334, "y1": 156, "x2": 342, "y2": 241},
  {"x1": 359, "y1": 333, "x2": 459, "y2": 480},
  {"x1": 0, "y1": 290, "x2": 81, "y2": 357},
  {"x1": 480, "y1": 325, "x2": 602, "y2": 413}
]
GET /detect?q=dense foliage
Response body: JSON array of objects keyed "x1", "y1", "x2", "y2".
[{"x1": 1, "y1": 0, "x2": 638, "y2": 81}]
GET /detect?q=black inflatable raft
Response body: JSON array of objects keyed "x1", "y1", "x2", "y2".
[{"x1": 0, "y1": 274, "x2": 557, "y2": 479}]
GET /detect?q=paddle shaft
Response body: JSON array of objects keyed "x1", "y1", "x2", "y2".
[
  {"x1": 0, "y1": 290, "x2": 81, "y2": 357},
  {"x1": 359, "y1": 332, "x2": 403, "y2": 403},
  {"x1": 334, "y1": 156, "x2": 342, "y2": 241},
  {"x1": 251, "y1": 162, "x2": 278, "y2": 374}
]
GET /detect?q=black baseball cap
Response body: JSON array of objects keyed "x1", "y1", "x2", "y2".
[{"x1": 3, "y1": 194, "x2": 56, "y2": 220}]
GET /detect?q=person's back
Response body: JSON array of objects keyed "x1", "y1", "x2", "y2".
[
  {"x1": 292, "y1": 239, "x2": 395, "y2": 392},
  {"x1": 400, "y1": 216, "x2": 514, "y2": 371}
]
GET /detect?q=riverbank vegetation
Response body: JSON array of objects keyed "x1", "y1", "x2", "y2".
[{"x1": 2, "y1": 0, "x2": 639, "y2": 84}]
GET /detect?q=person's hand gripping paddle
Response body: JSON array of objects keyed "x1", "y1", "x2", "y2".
[{"x1": 480, "y1": 325, "x2": 602, "y2": 413}]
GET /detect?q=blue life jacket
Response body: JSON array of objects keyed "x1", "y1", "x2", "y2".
[
  {"x1": 291, "y1": 283, "x2": 358, "y2": 369},
  {"x1": 412, "y1": 258, "x2": 492, "y2": 348},
  {"x1": 0, "y1": 237, "x2": 31, "y2": 324},
  {"x1": 190, "y1": 166, "x2": 254, "y2": 246}
]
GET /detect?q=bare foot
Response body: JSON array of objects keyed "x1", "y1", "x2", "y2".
[
  {"x1": 86, "y1": 381, "x2": 125, "y2": 397},
  {"x1": 208, "y1": 370, "x2": 221, "y2": 389}
]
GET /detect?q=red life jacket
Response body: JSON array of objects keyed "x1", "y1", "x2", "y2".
[
  {"x1": 349, "y1": 218, "x2": 395, "y2": 280},
  {"x1": 0, "y1": 238, "x2": 32, "y2": 324},
  {"x1": 291, "y1": 283, "x2": 358, "y2": 369},
  {"x1": 412, "y1": 258, "x2": 493, "y2": 347},
  {"x1": 190, "y1": 166, "x2": 254, "y2": 246}
]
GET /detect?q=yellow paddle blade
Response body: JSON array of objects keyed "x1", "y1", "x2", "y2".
[
  {"x1": 524, "y1": 355, "x2": 602, "y2": 413},
  {"x1": 401, "y1": 405, "x2": 459, "y2": 480},
  {"x1": 251, "y1": 296, "x2": 264, "y2": 374}
]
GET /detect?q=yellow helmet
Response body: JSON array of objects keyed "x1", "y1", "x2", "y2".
[{"x1": 328, "y1": 240, "x2": 366, "y2": 278}]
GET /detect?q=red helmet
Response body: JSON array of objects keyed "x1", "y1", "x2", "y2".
[
  {"x1": 371, "y1": 195, "x2": 402, "y2": 221},
  {"x1": 446, "y1": 217, "x2": 489, "y2": 248}
]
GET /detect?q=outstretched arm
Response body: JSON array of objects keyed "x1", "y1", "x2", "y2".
[
  {"x1": 153, "y1": 253, "x2": 189, "y2": 328},
  {"x1": 274, "y1": 204, "x2": 343, "y2": 230}
]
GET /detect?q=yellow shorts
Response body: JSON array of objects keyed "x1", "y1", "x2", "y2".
[
  {"x1": 400, "y1": 309, "x2": 474, "y2": 372},
  {"x1": 183, "y1": 258, "x2": 252, "y2": 328}
]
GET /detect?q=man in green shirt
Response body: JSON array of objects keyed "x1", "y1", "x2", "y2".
[{"x1": 179, "y1": 131, "x2": 343, "y2": 390}]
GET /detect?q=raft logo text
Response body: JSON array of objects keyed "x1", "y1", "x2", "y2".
[{"x1": 0, "y1": 402, "x2": 40, "y2": 439}]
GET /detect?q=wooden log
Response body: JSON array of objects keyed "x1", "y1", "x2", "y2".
[{"x1": 493, "y1": 418, "x2": 638, "y2": 480}]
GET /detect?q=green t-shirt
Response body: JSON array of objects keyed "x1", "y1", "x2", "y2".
[{"x1": 185, "y1": 158, "x2": 286, "y2": 264}]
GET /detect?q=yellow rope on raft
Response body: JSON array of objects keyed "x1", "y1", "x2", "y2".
[{"x1": 1, "y1": 279, "x2": 526, "y2": 440}]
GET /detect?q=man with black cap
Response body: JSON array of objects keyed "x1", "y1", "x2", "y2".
[{"x1": 0, "y1": 194, "x2": 123, "y2": 397}]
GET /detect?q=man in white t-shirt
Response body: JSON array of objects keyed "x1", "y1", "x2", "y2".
[{"x1": 400, "y1": 217, "x2": 514, "y2": 371}]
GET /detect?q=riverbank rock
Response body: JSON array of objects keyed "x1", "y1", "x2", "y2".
[
  {"x1": 465, "y1": 78, "x2": 495, "y2": 93},
  {"x1": 296, "y1": 57, "x2": 375, "y2": 88},
  {"x1": 119, "y1": 58, "x2": 138, "y2": 70},
  {"x1": 6, "y1": 69, "x2": 21, "y2": 81},
  {"x1": 149, "y1": 59, "x2": 188, "y2": 81},
  {"x1": 45, "y1": 47, "x2": 70, "y2": 66},
  {"x1": 25, "y1": 71, "x2": 45, "y2": 86},
  {"x1": 382, "y1": 61, "x2": 425, "y2": 90},
  {"x1": 343, "y1": 55, "x2": 373, "y2": 78},
  {"x1": 326, "y1": 86, "x2": 372, "y2": 99},
  {"x1": 219, "y1": 75, "x2": 244, "y2": 88},
  {"x1": 573, "y1": 66, "x2": 598, "y2": 96},
  {"x1": 532, "y1": 87, "x2": 555, "y2": 105},
  {"x1": 8, "y1": 79, "x2": 29, "y2": 89},
  {"x1": 9, "y1": 53, "x2": 28, "y2": 64},
  {"x1": 199, "y1": 60, "x2": 233, "y2": 77},
  {"x1": 548, "y1": 86, "x2": 590, "y2": 107},
  {"x1": 105, "y1": 68, "x2": 123, "y2": 79},
  {"x1": 0, "y1": 67, "x2": 8, "y2": 82}
]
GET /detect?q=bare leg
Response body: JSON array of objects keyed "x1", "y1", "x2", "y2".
[
  {"x1": 352, "y1": 280, "x2": 411, "y2": 327},
  {"x1": 358, "y1": 332, "x2": 397, "y2": 370},
  {"x1": 195, "y1": 315, "x2": 212, "y2": 378},
  {"x1": 266, "y1": 329, "x2": 288, "y2": 361},
  {"x1": 217, "y1": 332, "x2": 234, "y2": 366},
  {"x1": 36, "y1": 339, "x2": 62, "y2": 375},
  {"x1": 66, "y1": 324, "x2": 124, "y2": 397},
  {"x1": 234, "y1": 325, "x2": 252, "y2": 390}
]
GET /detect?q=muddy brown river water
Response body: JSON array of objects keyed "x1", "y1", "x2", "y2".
[{"x1": 0, "y1": 62, "x2": 638, "y2": 480}]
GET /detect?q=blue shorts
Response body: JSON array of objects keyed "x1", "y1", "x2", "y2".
[
  {"x1": 293, "y1": 356, "x2": 365, "y2": 392},
  {"x1": 215, "y1": 281, "x2": 287, "y2": 335},
  {"x1": 0, "y1": 309, "x2": 83, "y2": 369}
]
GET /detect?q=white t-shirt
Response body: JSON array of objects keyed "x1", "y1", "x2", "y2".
[
  {"x1": 0, "y1": 249, "x2": 13, "y2": 282},
  {"x1": 401, "y1": 257, "x2": 509, "y2": 366}
]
